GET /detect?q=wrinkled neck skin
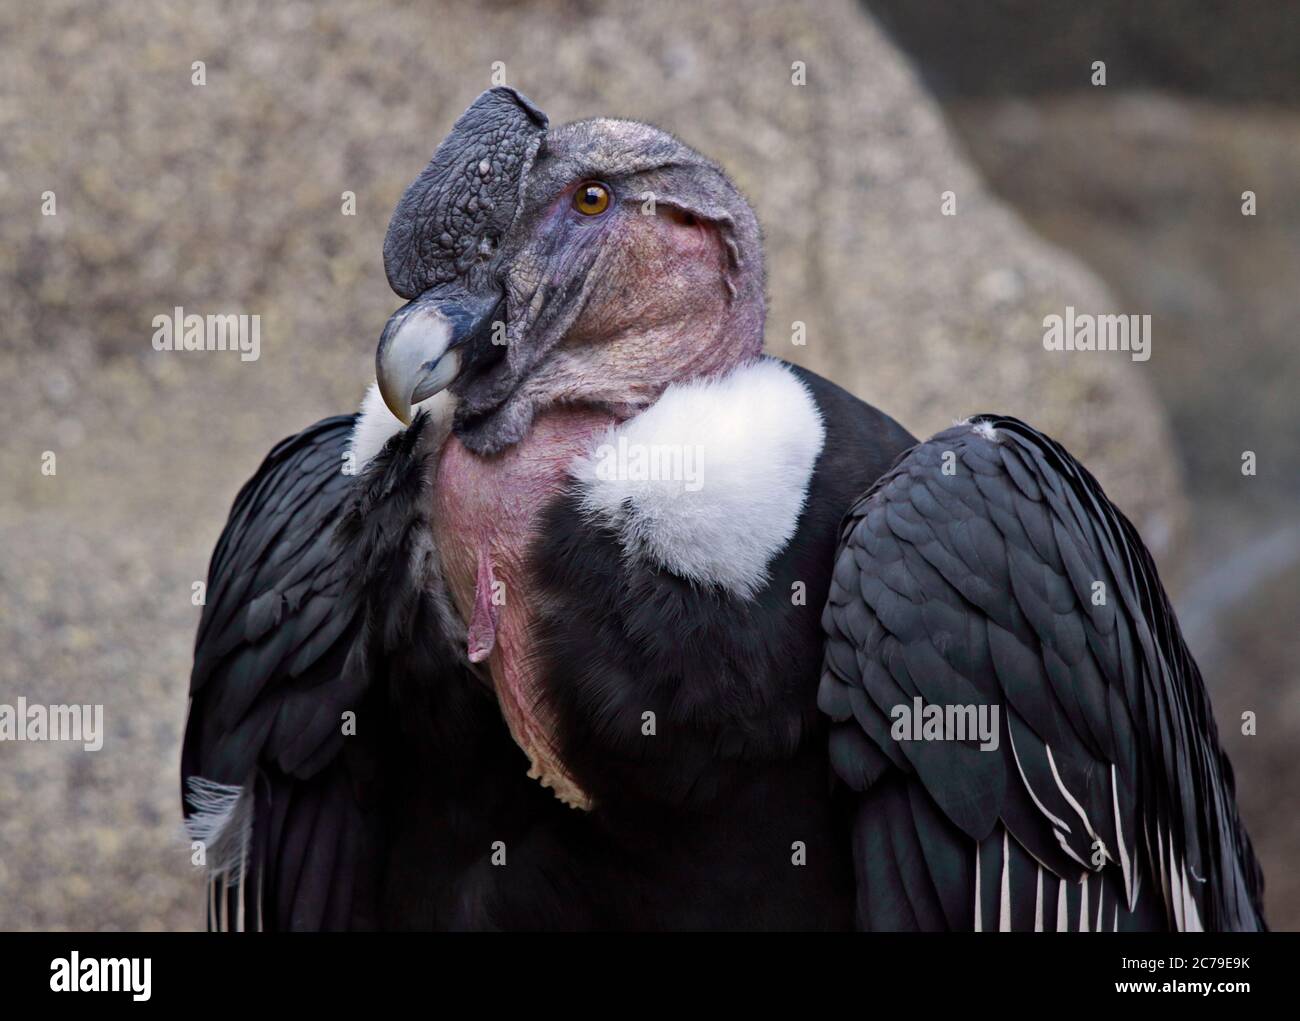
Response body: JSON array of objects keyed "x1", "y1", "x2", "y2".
[
  {"x1": 432, "y1": 406, "x2": 611, "y2": 809},
  {"x1": 519, "y1": 313, "x2": 759, "y2": 422},
  {"x1": 432, "y1": 302, "x2": 761, "y2": 809},
  {"x1": 459, "y1": 200, "x2": 766, "y2": 456}
]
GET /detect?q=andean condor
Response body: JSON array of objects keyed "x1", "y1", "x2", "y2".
[{"x1": 181, "y1": 88, "x2": 1265, "y2": 931}]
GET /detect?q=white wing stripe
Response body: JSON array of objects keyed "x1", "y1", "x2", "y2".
[
  {"x1": 1169, "y1": 829, "x2": 1186, "y2": 930},
  {"x1": 1045, "y1": 744, "x2": 1102, "y2": 845},
  {"x1": 1055, "y1": 827, "x2": 1089, "y2": 869},
  {"x1": 1009, "y1": 727, "x2": 1073, "y2": 833},
  {"x1": 999, "y1": 830, "x2": 1012, "y2": 932},
  {"x1": 1180, "y1": 859, "x2": 1204, "y2": 932},
  {"x1": 1111, "y1": 764, "x2": 1135, "y2": 909}
]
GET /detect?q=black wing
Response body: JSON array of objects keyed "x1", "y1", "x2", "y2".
[
  {"x1": 182, "y1": 415, "x2": 371, "y2": 931},
  {"x1": 820, "y1": 415, "x2": 1265, "y2": 931},
  {"x1": 182, "y1": 411, "x2": 463, "y2": 930}
]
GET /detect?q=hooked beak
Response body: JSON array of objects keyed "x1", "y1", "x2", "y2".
[{"x1": 375, "y1": 287, "x2": 501, "y2": 425}]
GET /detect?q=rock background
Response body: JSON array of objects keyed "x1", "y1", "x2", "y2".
[
  {"x1": 0, "y1": 0, "x2": 1231, "y2": 931},
  {"x1": 868, "y1": 0, "x2": 1300, "y2": 104}
]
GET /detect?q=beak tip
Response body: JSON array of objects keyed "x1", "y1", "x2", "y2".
[
  {"x1": 389, "y1": 399, "x2": 414, "y2": 428},
  {"x1": 376, "y1": 378, "x2": 413, "y2": 427},
  {"x1": 376, "y1": 290, "x2": 486, "y2": 428}
]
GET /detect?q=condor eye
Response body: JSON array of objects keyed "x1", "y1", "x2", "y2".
[{"x1": 573, "y1": 182, "x2": 611, "y2": 216}]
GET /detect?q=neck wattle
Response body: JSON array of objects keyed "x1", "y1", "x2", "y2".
[{"x1": 431, "y1": 405, "x2": 615, "y2": 810}]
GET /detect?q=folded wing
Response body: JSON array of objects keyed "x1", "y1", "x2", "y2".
[
  {"x1": 182, "y1": 411, "x2": 459, "y2": 930},
  {"x1": 820, "y1": 415, "x2": 1265, "y2": 931}
]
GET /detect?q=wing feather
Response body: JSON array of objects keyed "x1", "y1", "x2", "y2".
[
  {"x1": 182, "y1": 410, "x2": 453, "y2": 930},
  {"x1": 821, "y1": 415, "x2": 1265, "y2": 931}
]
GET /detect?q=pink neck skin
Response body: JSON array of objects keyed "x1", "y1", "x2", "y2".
[
  {"x1": 431, "y1": 208, "x2": 764, "y2": 807},
  {"x1": 431, "y1": 405, "x2": 617, "y2": 809}
]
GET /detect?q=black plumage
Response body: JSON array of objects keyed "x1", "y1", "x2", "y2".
[
  {"x1": 184, "y1": 415, "x2": 370, "y2": 929},
  {"x1": 183, "y1": 386, "x2": 1265, "y2": 930},
  {"x1": 821, "y1": 415, "x2": 1266, "y2": 930},
  {"x1": 183, "y1": 412, "x2": 563, "y2": 929}
]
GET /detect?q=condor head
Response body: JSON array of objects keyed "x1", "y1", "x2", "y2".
[{"x1": 375, "y1": 87, "x2": 765, "y2": 454}]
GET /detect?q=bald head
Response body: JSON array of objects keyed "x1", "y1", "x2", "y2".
[{"x1": 376, "y1": 92, "x2": 767, "y2": 455}]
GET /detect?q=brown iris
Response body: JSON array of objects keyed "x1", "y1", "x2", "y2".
[{"x1": 573, "y1": 182, "x2": 611, "y2": 216}]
